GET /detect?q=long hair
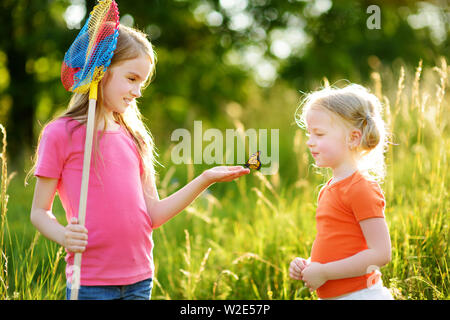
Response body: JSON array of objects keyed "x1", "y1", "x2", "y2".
[
  {"x1": 27, "y1": 24, "x2": 158, "y2": 185},
  {"x1": 295, "y1": 83, "x2": 390, "y2": 182}
]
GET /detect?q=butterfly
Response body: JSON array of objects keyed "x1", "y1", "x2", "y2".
[{"x1": 244, "y1": 151, "x2": 261, "y2": 170}]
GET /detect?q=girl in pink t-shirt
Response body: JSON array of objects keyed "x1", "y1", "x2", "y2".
[{"x1": 29, "y1": 24, "x2": 249, "y2": 300}]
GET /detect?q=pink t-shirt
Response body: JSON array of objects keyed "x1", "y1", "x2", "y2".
[{"x1": 35, "y1": 117, "x2": 154, "y2": 286}]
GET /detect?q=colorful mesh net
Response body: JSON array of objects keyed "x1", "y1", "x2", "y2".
[{"x1": 61, "y1": 0, "x2": 120, "y2": 95}]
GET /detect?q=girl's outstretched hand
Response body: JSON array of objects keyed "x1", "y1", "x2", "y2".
[{"x1": 202, "y1": 166, "x2": 250, "y2": 184}]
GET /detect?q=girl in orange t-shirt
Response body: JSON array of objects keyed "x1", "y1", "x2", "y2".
[{"x1": 289, "y1": 84, "x2": 394, "y2": 300}]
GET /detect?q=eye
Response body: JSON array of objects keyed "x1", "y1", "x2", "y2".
[{"x1": 128, "y1": 77, "x2": 136, "y2": 82}]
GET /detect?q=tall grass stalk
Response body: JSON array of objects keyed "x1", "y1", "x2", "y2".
[{"x1": 0, "y1": 124, "x2": 12, "y2": 299}]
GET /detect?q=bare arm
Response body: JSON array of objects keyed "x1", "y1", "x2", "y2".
[
  {"x1": 142, "y1": 166, "x2": 249, "y2": 228},
  {"x1": 322, "y1": 218, "x2": 391, "y2": 280},
  {"x1": 30, "y1": 177, "x2": 65, "y2": 245},
  {"x1": 301, "y1": 218, "x2": 391, "y2": 290},
  {"x1": 30, "y1": 176, "x2": 87, "y2": 252}
]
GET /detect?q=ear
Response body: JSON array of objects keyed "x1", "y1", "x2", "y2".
[
  {"x1": 101, "y1": 69, "x2": 111, "y2": 84},
  {"x1": 347, "y1": 128, "x2": 362, "y2": 150}
]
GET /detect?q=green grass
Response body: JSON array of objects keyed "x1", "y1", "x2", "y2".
[{"x1": 1, "y1": 59, "x2": 449, "y2": 300}]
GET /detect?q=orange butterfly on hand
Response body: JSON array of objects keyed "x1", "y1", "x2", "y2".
[{"x1": 244, "y1": 151, "x2": 261, "y2": 170}]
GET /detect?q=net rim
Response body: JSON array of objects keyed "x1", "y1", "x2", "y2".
[{"x1": 61, "y1": 0, "x2": 120, "y2": 93}]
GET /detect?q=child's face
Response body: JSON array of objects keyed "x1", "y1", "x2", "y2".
[
  {"x1": 101, "y1": 55, "x2": 152, "y2": 114},
  {"x1": 305, "y1": 107, "x2": 352, "y2": 169}
]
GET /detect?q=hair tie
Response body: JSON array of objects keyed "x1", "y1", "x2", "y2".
[{"x1": 365, "y1": 115, "x2": 370, "y2": 123}]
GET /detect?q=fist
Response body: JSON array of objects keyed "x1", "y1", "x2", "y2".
[
  {"x1": 64, "y1": 217, "x2": 88, "y2": 253},
  {"x1": 289, "y1": 257, "x2": 308, "y2": 280}
]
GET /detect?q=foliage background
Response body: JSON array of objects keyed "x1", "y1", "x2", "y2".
[{"x1": 0, "y1": 0, "x2": 448, "y2": 300}]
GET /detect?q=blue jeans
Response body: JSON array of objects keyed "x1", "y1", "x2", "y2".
[{"x1": 66, "y1": 278, "x2": 153, "y2": 300}]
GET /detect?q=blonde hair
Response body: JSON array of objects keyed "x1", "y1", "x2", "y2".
[
  {"x1": 295, "y1": 83, "x2": 389, "y2": 182},
  {"x1": 27, "y1": 24, "x2": 158, "y2": 184}
]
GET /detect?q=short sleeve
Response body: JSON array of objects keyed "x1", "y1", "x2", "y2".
[
  {"x1": 349, "y1": 181, "x2": 385, "y2": 222},
  {"x1": 34, "y1": 122, "x2": 67, "y2": 179}
]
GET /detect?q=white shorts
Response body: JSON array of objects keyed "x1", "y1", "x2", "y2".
[{"x1": 320, "y1": 280, "x2": 394, "y2": 300}]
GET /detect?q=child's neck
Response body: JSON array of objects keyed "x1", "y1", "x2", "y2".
[
  {"x1": 330, "y1": 160, "x2": 358, "y2": 185},
  {"x1": 98, "y1": 109, "x2": 120, "y2": 131}
]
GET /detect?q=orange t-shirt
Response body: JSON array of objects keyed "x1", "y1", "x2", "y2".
[{"x1": 310, "y1": 170, "x2": 386, "y2": 299}]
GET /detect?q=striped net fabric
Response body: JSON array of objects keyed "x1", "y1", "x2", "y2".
[{"x1": 61, "y1": 0, "x2": 120, "y2": 94}]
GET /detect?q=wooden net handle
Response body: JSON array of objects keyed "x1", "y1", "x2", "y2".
[{"x1": 70, "y1": 95, "x2": 97, "y2": 300}]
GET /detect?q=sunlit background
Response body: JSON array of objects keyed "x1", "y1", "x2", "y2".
[
  {"x1": 0, "y1": 0, "x2": 448, "y2": 300},
  {"x1": 0, "y1": 0, "x2": 448, "y2": 170}
]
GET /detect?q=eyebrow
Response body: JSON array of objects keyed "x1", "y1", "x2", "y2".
[{"x1": 306, "y1": 127, "x2": 326, "y2": 133}]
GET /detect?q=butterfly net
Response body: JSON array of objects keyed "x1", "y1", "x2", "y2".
[{"x1": 61, "y1": 0, "x2": 120, "y2": 94}]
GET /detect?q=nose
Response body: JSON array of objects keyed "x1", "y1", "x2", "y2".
[
  {"x1": 306, "y1": 136, "x2": 315, "y2": 148},
  {"x1": 131, "y1": 86, "x2": 142, "y2": 98}
]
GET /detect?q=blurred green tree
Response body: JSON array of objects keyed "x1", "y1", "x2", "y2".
[
  {"x1": 0, "y1": 0, "x2": 447, "y2": 167},
  {"x1": 0, "y1": 0, "x2": 73, "y2": 167}
]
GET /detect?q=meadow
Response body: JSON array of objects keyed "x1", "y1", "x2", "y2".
[{"x1": 0, "y1": 59, "x2": 448, "y2": 300}]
